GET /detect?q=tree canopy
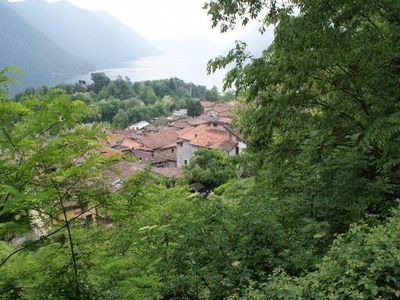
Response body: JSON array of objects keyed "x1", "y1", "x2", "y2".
[{"x1": 1, "y1": 0, "x2": 400, "y2": 298}]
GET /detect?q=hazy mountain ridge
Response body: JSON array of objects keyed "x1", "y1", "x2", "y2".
[
  {"x1": 0, "y1": 0, "x2": 158, "y2": 92},
  {"x1": 0, "y1": 0, "x2": 92, "y2": 92},
  {"x1": 10, "y1": 0, "x2": 158, "y2": 65}
]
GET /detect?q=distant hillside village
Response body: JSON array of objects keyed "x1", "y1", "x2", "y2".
[
  {"x1": 102, "y1": 100, "x2": 246, "y2": 183},
  {"x1": 16, "y1": 100, "x2": 246, "y2": 242}
]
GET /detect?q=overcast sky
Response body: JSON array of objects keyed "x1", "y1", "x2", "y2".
[{"x1": 41, "y1": 0, "x2": 253, "y2": 42}]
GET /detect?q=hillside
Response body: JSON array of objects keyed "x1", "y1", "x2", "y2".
[
  {"x1": 10, "y1": 0, "x2": 159, "y2": 65},
  {"x1": 0, "y1": 0, "x2": 92, "y2": 91}
]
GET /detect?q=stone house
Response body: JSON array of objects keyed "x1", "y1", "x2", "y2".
[
  {"x1": 132, "y1": 149, "x2": 177, "y2": 168},
  {"x1": 176, "y1": 123, "x2": 246, "y2": 167}
]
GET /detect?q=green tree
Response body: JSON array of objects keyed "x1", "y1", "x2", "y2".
[
  {"x1": 112, "y1": 109, "x2": 129, "y2": 129},
  {"x1": 91, "y1": 72, "x2": 111, "y2": 94},
  {"x1": 205, "y1": 86, "x2": 219, "y2": 102},
  {"x1": 97, "y1": 98, "x2": 121, "y2": 122},
  {"x1": 203, "y1": 0, "x2": 400, "y2": 296},
  {"x1": 186, "y1": 99, "x2": 204, "y2": 117},
  {"x1": 206, "y1": 0, "x2": 400, "y2": 231},
  {"x1": 262, "y1": 204, "x2": 400, "y2": 299},
  {"x1": 184, "y1": 148, "x2": 235, "y2": 189},
  {"x1": 139, "y1": 85, "x2": 157, "y2": 105},
  {"x1": 0, "y1": 79, "x2": 111, "y2": 298},
  {"x1": 0, "y1": 67, "x2": 21, "y2": 91}
]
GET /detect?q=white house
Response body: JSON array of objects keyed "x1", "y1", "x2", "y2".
[
  {"x1": 176, "y1": 123, "x2": 246, "y2": 167},
  {"x1": 128, "y1": 120, "x2": 150, "y2": 131}
]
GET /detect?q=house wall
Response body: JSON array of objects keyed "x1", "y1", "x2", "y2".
[
  {"x1": 166, "y1": 161, "x2": 177, "y2": 168},
  {"x1": 154, "y1": 146, "x2": 177, "y2": 161},
  {"x1": 228, "y1": 141, "x2": 247, "y2": 156},
  {"x1": 29, "y1": 209, "x2": 49, "y2": 238},
  {"x1": 152, "y1": 160, "x2": 177, "y2": 168},
  {"x1": 58, "y1": 207, "x2": 97, "y2": 224},
  {"x1": 238, "y1": 141, "x2": 247, "y2": 153},
  {"x1": 29, "y1": 206, "x2": 97, "y2": 239},
  {"x1": 177, "y1": 141, "x2": 199, "y2": 167}
]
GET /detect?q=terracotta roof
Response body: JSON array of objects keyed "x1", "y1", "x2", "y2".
[
  {"x1": 212, "y1": 102, "x2": 236, "y2": 117},
  {"x1": 160, "y1": 143, "x2": 177, "y2": 150},
  {"x1": 117, "y1": 129, "x2": 136, "y2": 138},
  {"x1": 179, "y1": 123, "x2": 238, "y2": 150},
  {"x1": 170, "y1": 120, "x2": 193, "y2": 129},
  {"x1": 103, "y1": 161, "x2": 145, "y2": 186},
  {"x1": 219, "y1": 139, "x2": 238, "y2": 152},
  {"x1": 121, "y1": 138, "x2": 149, "y2": 151},
  {"x1": 100, "y1": 147, "x2": 122, "y2": 158},
  {"x1": 132, "y1": 149, "x2": 175, "y2": 164},
  {"x1": 106, "y1": 133, "x2": 124, "y2": 146},
  {"x1": 151, "y1": 167, "x2": 182, "y2": 178},
  {"x1": 112, "y1": 144, "x2": 130, "y2": 152},
  {"x1": 137, "y1": 129, "x2": 179, "y2": 150},
  {"x1": 200, "y1": 101, "x2": 214, "y2": 108},
  {"x1": 103, "y1": 161, "x2": 181, "y2": 188},
  {"x1": 177, "y1": 127, "x2": 193, "y2": 136},
  {"x1": 185, "y1": 116, "x2": 210, "y2": 126}
]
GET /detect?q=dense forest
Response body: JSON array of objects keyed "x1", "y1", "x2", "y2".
[
  {"x1": 15, "y1": 74, "x2": 231, "y2": 129},
  {"x1": 1, "y1": 0, "x2": 400, "y2": 299}
]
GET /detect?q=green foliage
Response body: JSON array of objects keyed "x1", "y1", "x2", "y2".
[
  {"x1": 2, "y1": 0, "x2": 400, "y2": 297},
  {"x1": 184, "y1": 148, "x2": 236, "y2": 189},
  {"x1": 207, "y1": 0, "x2": 400, "y2": 229},
  {"x1": 203, "y1": 0, "x2": 400, "y2": 296},
  {"x1": 205, "y1": 86, "x2": 219, "y2": 102},
  {"x1": 112, "y1": 109, "x2": 129, "y2": 129},
  {"x1": 0, "y1": 77, "x2": 112, "y2": 297},
  {"x1": 0, "y1": 67, "x2": 22, "y2": 92},
  {"x1": 91, "y1": 72, "x2": 111, "y2": 94},
  {"x1": 15, "y1": 76, "x2": 221, "y2": 126},
  {"x1": 186, "y1": 99, "x2": 204, "y2": 117},
  {"x1": 260, "y1": 204, "x2": 400, "y2": 299}
]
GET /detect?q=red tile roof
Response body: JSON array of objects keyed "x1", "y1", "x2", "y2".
[
  {"x1": 103, "y1": 161, "x2": 145, "y2": 186},
  {"x1": 200, "y1": 101, "x2": 214, "y2": 108},
  {"x1": 179, "y1": 123, "x2": 238, "y2": 151},
  {"x1": 170, "y1": 120, "x2": 193, "y2": 129},
  {"x1": 121, "y1": 138, "x2": 149, "y2": 151},
  {"x1": 132, "y1": 150, "x2": 175, "y2": 163},
  {"x1": 151, "y1": 167, "x2": 182, "y2": 178},
  {"x1": 100, "y1": 147, "x2": 122, "y2": 158},
  {"x1": 212, "y1": 102, "x2": 236, "y2": 117},
  {"x1": 103, "y1": 161, "x2": 181, "y2": 185},
  {"x1": 137, "y1": 129, "x2": 179, "y2": 150}
]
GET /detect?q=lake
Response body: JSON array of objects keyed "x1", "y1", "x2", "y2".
[{"x1": 67, "y1": 54, "x2": 229, "y2": 92}]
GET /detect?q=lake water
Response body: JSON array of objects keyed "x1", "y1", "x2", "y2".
[{"x1": 67, "y1": 54, "x2": 229, "y2": 91}]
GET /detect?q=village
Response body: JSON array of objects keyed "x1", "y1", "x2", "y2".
[
  {"x1": 19, "y1": 99, "x2": 247, "y2": 243},
  {"x1": 101, "y1": 99, "x2": 246, "y2": 185}
]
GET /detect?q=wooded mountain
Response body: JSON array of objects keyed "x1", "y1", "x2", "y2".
[
  {"x1": 0, "y1": 0, "x2": 92, "y2": 91},
  {"x1": 0, "y1": 0, "x2": 158, "y2": 92}
]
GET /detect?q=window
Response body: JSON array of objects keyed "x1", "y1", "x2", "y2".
[
  {"x1": 235, "y1": 146, "x2": 239, "y2": 155},
  {"x1": 171, "y1": 148, "x2": 174, "y2": 153},
  {"x1": 184, "y1": 160, "x2": 188, "y2": 165}
]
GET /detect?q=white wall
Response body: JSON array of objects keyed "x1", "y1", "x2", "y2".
[
  {"x1": 177, "y1": 141, "x2": 199, "y2": 167},
  {"x1": 178, "y1": 140, "x2": 247, "y2": 167},
  {"x1": 228, "y1": 141, "x2": 247, "y2": 156}
]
